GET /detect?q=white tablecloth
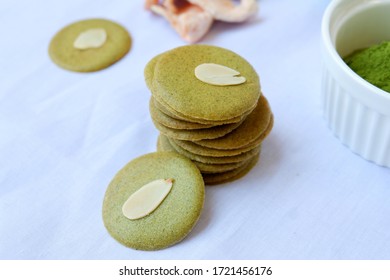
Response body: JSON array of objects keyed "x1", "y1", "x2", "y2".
[{"x1": 1, "y1": 0, "x2": 389, "y2": 260}]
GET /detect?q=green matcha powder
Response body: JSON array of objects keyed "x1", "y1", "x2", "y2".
[{"x1": 344, "y1": 41, "x2": 390, "y2": 93}]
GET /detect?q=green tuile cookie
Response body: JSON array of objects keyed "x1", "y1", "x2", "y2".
[
  {"x1": 149, "y1": 97, "x2": 214, "y2": 130},
  {"x1": 147, "y1": 45, "x2": 261, "y2": 121},
  {"x1": 161, "y1": 134, "x2": 261, "y2": 164},
  {"x1": 49, "y1": 19, "x2": 131, "y2": 72},
  {"x1": 102, "y1": 152, "x2": 204, "y2": 251},
  {"x1": 194, "y1": 95, "x2": 273, "y2": 150},
  {"x1": 152, "y1": 115, "x2": 245, "y2": 141},
  {"x1": 157, "y1": 135, "x2": 248, "y2": 174},
  {"x1": 203, "y1": 153, "x2": 260, "y2": 185}
]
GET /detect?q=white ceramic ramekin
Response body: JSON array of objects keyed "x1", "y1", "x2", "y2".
[{"x1": 321, "y1": 0, "x2": 390, "y2": 168}]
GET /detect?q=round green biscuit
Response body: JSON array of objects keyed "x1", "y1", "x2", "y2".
[
  {"x1": 152, "y1": 90, "x2": 248, "y2": 126},
  {"x1": 150, "y1": 97, "x2": 214, "y2": 130},
  {"x1": 151, "y1": 45, "x2": 260, "y2": 121},
  {"x1": 179, "y1": 113, "x2": 273, "y2": 156},
  {"x1": 163, "y1": 134, "x2": 262, "y2": 164},
  {"x1": 49, "y1": 18, "x2": 131, "y2": 72},
  {"x1": 102, "y1": 152, "x2": 205, "y2": 251},
  {"x1": 173, "y1": 136, "x2": 262, "y2": 157},
  {"x1": 145, "y1": 52, "x2": 249, "y2": 126},
  {"x1": 152, "y1": 114, "x2": 244, "y2": 141},
  {"x1": 194, "y1": 95, "x2": 273, "y2": 150},
  {"x1": 157, "y1": 135, "x2": 247, "y2": 173},
  {"x1": 203, "y1": 153, "x2": 260, "y2": 185},
  {"x1": 170, "y1": 106, "x2": 273, "y2": 158},
  {"x1": 194, "y1": 160, "x2": 246, "y2": 174},
  {"x1": 170, "y1": 96, "x2": 273, "y2": 157}
]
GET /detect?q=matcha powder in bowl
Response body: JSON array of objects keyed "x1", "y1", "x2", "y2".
[{"x1": 344, "y1": 41, "x2": 390, "y2": 93}]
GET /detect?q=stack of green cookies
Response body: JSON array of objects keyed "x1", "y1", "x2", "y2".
[{"x1": 145, "y1": 45, "x2": 273, "y2": 185}]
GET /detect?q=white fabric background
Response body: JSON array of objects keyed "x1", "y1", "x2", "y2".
[{"x1": 1, "y1": 0, "x2": 389, "y2": 260}]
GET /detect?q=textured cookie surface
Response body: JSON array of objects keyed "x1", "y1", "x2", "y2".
[
  {"x1": 150, "y1": 45, "x2": 260, "y2": 121},
  {"x1": 102, "y1": 152, "x2": 204, "y2": 251},
  {"x1": 49, "y1": 18, "x2": 131, "y2": 72}
]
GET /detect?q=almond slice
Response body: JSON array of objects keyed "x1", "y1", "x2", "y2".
[
  {"x1": 122, "y1": 178, "x2": 173, "y2": 220},
  {"x1": 73, "y1": 28, "x2": 107, "y2": 50},
  {"x1": 194, "y1": 63, "x2": 246, "y2": 86}
]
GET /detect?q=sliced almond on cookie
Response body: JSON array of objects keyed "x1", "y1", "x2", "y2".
[
  {"x1": 73, "y1": 28, "x2": 107, "y2": 50},
  {"x1": 195, "y1": 63, "x2": 246, "y2": 86},
  {"x1": 122, "y1": 178, "x2": 173, "y2": 220}
]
